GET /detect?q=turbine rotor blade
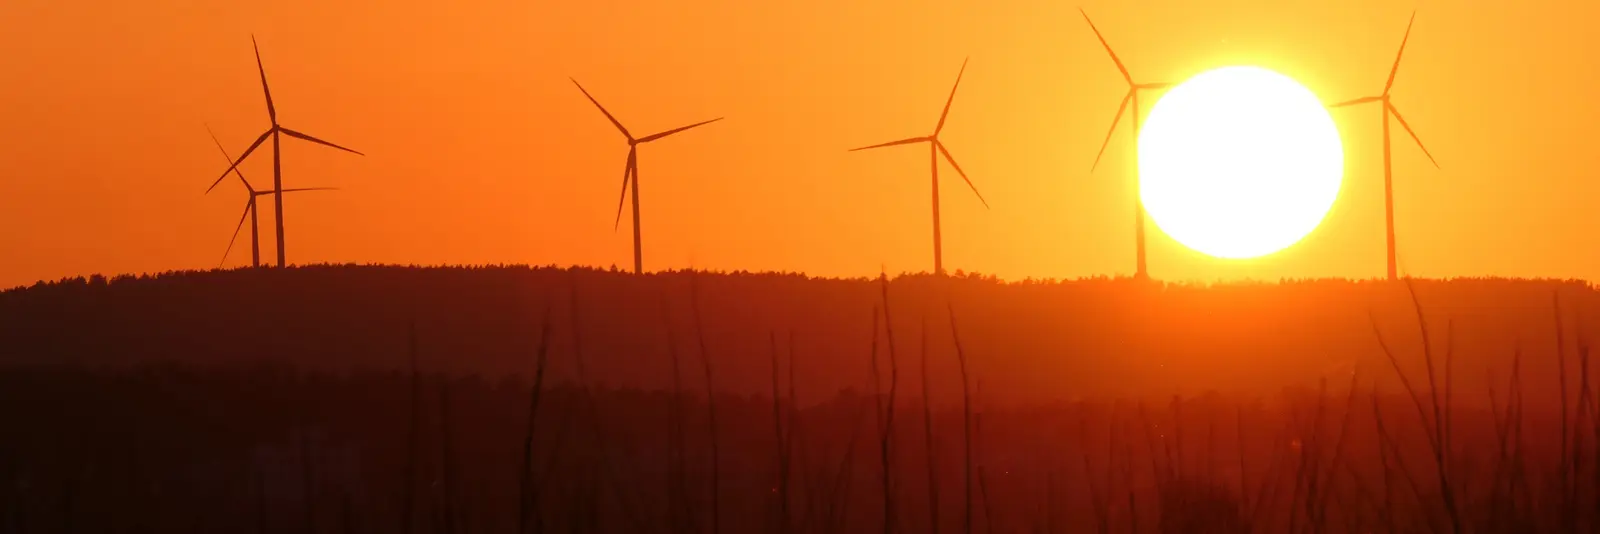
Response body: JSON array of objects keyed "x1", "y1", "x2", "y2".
[
  {"x1": 1079, "y1": 8, "x2": 1133, "y2": 86},
  {"x1": 936, "y1": 141, "x2": 988, "y2": 209},
  {"x1": 934, "y1": 57, "x2": 969, "y2": 136},
  {"x1": 1090, "y1": 91, "x2": 1133, "y2": 173},
  {"x1": 221, "y1": 203, "x2": 251, "y2": 267},
  {"x1": 570, "y1": 78, "x2": 632, "y2": 141},
  {"x1": 1387, "y1": 102, "x2": 1438, "y2": 168},
  {"x1": 1330, "y1": 96, "x2": 1383, "y2": 108},
  {"x1": 205, "y1": 123, "x2": 253, "y2": 193},
  {"x1": 849, "y1": 136, "x2": 928, "y2": 152},
  {"x1": 251, "y1": 35, "x2": 276, "y2": 123},
  {"x1": 1385, "y1": 11, "x2": 1418, "y2": 95},
  {"x1": 277, "y1": 187, "x2": 340, "y2": 193},
  {"x1": 207, "y1": 130, "x2": 272, "y2": 193},
  {"x1": 280, "y1": 127, "x2": 365, "y2": 156},
  {"x1": 637, "y1": 117, "x2": 724, "y2": 143},
  {"x1": 614, "y1": 149, "x2": 636, "y2": 232},
  {"x1": 1137, "y1": 82, "x2": 1173, "y2": 90}
]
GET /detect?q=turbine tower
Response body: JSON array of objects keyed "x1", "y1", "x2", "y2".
[
  {"x1": 850, "y1": 58, "x2": 990, "y2": 276},
  {"x1": 1328, "y1": 12, "x2": 1439, "y2": 281},
  {"x1": 570, "y1": 78, "x2": 723, "y2": 275},
  {"x1": 206, "y1": 125, "x2": 336, "y2": 268},
  {"x1": 1080, "y1": 8, "x2": 1171, "y2": 281},
  {"x1": 206, "y1": 35, "x2": 364, "y2": 268}
]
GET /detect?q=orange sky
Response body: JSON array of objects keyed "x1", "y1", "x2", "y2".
[{"x1": 1, "y1": 0, "x2": 1596, "y2": 287}]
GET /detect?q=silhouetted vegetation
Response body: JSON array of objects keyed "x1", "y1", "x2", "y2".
[
  {"x1": 2, "y1": 265, "x2": 1599, "y2": 533},
  {"x1": 4, "y1": 265, "x2": 1596, "y2": 401}
]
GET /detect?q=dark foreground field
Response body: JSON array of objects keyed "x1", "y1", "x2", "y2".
[{"x1": 2, "y1": 266, "x2": 1599, "y2": 532}]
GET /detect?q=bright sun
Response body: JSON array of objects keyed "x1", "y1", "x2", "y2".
[{"x1": 1139, "y1": 66, "x2": 1344, "y2": 259}]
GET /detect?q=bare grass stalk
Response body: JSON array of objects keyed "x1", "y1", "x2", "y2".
[
  {"x1": 974, "y1": 407, "x2": 994, "y2": 534},
  {"x1": 1555, "y1": 292, "x2": 1574, "y2": 529},
  {"x1": 1287, "y1": 379, "x2": 1329, "y2": 534},
  {"x1": 1079, "y1": 414, "x2": 1110, "y2": 534},
  {"x1": 660, "y1": 299, "x2": 692, "y2": 534},
  {"x1": 518, "y1": 307, "x2": 553, "y2": 534},
  {"x1": 402, "y1": 321, "x2": 420, "y2": 534},
  {"x1": 770, "y1": 332, "x2": 792, "y2": 534},
  {"x1": 1312, "y1": 372, "x2": 1362, "y2": 534},
  {"x1": 823, "y1": 398, "x2": 867, "y2": 533},
  {"x1": 786, "y1": 333, "x2": 811, "y2": 534},
  {"x1": 437, "y1": 375, "x2": 456, "y2": 534},
  {"x1": 566, "y1": 284, "x2": 644, "y2": 532},
  {"x1": 1371, "y1": 387, "x2": 1434, "y2": 534},
  {"x1": 1237, "y1": 406, "x2": 1250, "y2": 512},
  {"x1": 917, "y1": 318, "x2": 939, "y2": 534},
  {"x1": 873, "y1": 272, "x2": 903, "y2": 534},
  {"x1": 689, "y1": 272, "x2": 721, "y2": 534},
  {"x1": 1367, "y1": 276, "x2": 1463, "y2": 533}
]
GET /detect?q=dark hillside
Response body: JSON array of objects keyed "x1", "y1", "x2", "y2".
[
  {"x1": 3, "y1": 267, "x2": 1599, "y2": 533},
  {"x1": 1, "y1": 265, "x2": 1594, "y2": 405}
]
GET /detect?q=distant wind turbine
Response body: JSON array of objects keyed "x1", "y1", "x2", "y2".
[
  {"x1": 849, "y1": 58, "x2": 989, "y2": 277},
  {"x1": 1328, "y1": 11, "x2": 1439, "y2": 281},
  {"x1": 207, "y1": 125, "x2": 337, "y2": 268},
  {"x1": 205, "y1": 35, "x2": 364, "y2": 268},
  {"x1": 1080, "y1": 8, "x2": 1171, "y2": 281},
  {"x1": 570, "y1": 78, "x2": 723, "y2": 275}
]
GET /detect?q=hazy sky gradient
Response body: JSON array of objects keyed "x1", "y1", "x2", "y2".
[{"x1": 1, "y1": 0, "x2": 1595, "y2": 287}]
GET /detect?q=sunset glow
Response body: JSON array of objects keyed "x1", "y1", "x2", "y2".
[
  {"x1": 0, "y1": 1, "x2": 1595, "y2": 284},
  {"x1": 6, "y1": 4, "x2": 1600, "y2": 531}
]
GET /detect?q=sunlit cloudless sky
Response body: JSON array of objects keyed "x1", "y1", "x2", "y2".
[{"x1": 1, "y1": 0, "x2": 1595, "y2": 287}]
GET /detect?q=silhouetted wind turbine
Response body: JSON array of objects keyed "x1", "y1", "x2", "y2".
[
  {"x1": 1080, "y1": 8, "x2": 1171, "y2": 281},
  {"x1": 1328, "y1": 11, "x2": 1439, "y2": 281},
  {"x1": 849, "y1": 58, "x2": 989, "y2": 276},
  {"x1": 206, "y1": 35, "x2": 364, "y2": 268},
  {"x1": 570, "y1": 78, "x2": 723, "y2": 275},
  {"x1": 207, "y1": 126, "x2": 337, "y2": 268}
]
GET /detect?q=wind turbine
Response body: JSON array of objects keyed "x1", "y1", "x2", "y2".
[
  {"x1": 1328, "y1": 12, "x2": 1439, "y2": 281},
  {"x1": 206, "y1": 35, "x2": 364, "y2": 268},
  {"x1": 849, "y1": 58, "x2": 989, "y2": 276},
  {"x1": 207, "y1": 126, "x2": 337, "y2": 268},
  {"x1": 1080, "y1": 8, "x2": 1172, "y2": 281},
  {"x1": 570, "y1": 78, "x2": 723, "y2": 275}
]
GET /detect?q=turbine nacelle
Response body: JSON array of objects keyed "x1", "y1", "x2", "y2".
[
  {"x1": 205, "y1": 36, "x2": 365, "y2": 269},
  {"x1": 209, "y1": 120, "x2": 340, "y2": 268},
  {"x1": 1080, "y1": 8, "x2": 1172, "y2": 174},
  {"x1": 1326, "y1": 11, "x2": 1437, "y2": 169},
  {"x1": 1079, "y1": 7, "x2": 1173, "y2": 281},
  {"x1": 570, "y1": 77, "x2": 723, "y2": 273},
  {"x1": 205, "y1": 125, "x2": 364, "y2": 194},
  {"x1": 1323, "y1": 11, "x2": 1435, "y2": 281},
  {"x1": 847, "y1": 57, "x2": 988, "y2": 275},
  {"x1": 847, "y1": 57, "x2": 988, "y2": 210},
  {"x1": 571, "y1": 78, "x2": 723, "y2": 148}
]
